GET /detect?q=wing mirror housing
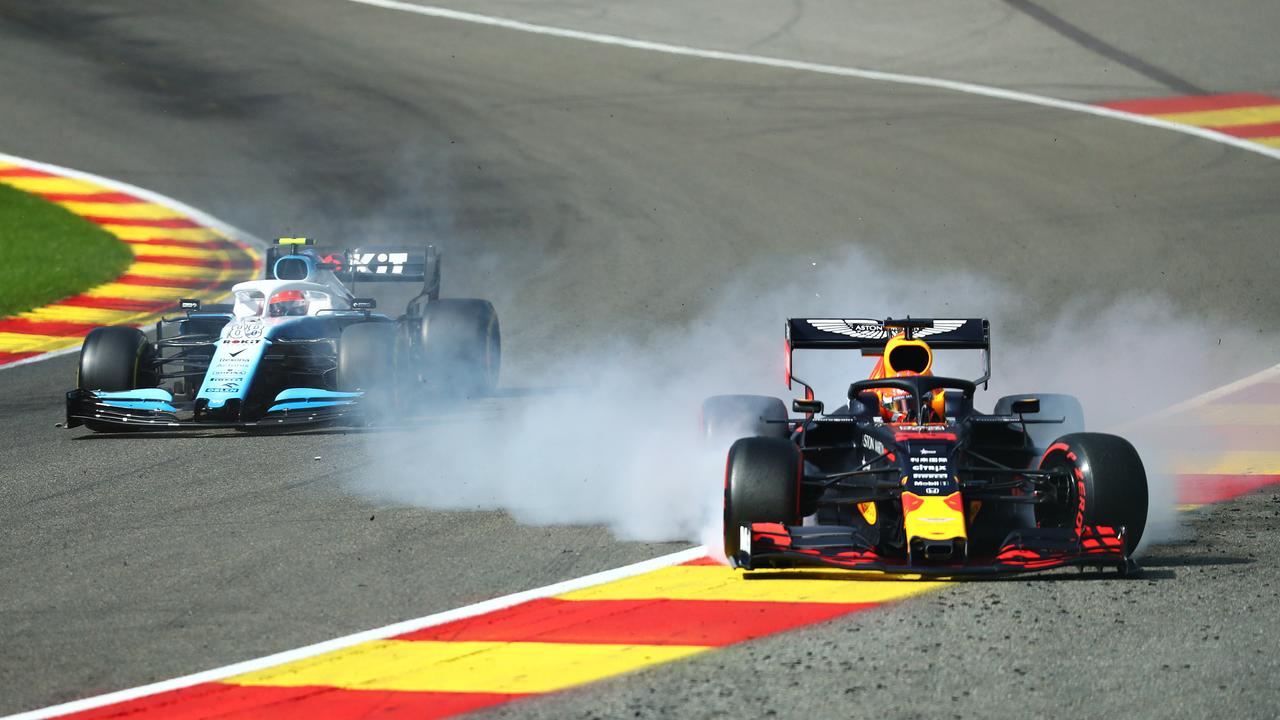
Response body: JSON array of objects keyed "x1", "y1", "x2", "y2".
[
  {"x1": 793, "y1": 399, "x2": 824, "y2": 415},
  {"x1": 351, "y1": 298, "x2": 377, "y2": 310},
  {"x1": 850, "y1": 391, "x2": 880, "y2": 419},
  {"x1": 1010, "y1": 398, "x2": 1040, "y2": 415}
]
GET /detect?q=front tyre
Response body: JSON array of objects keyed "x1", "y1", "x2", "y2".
[
  {"x1": 77, "y1": 326, "x2": 155, "y2": 433},
  {"x1": 338, "y1": 322, "x2": 397, "y2": 422},
  {"x1": 1038, "y1": 432, "x2": 1148, "y2": 553},
  {"x1": 78, "y1": 326, "x2": 154, "y2": 393},
  {"x1": 723, "y1": 436, "x2": 801, "y2": 561},
  {"x1": 412, "y1": 299, "x2": 501, "y2": 397},
  {"x1": 701, "y1": 395, "x2": 789, "y2": 442}
]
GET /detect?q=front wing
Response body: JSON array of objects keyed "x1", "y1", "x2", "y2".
[
  {"x1": 64, "y1": 388, "x2": 365, "y2": 431},
  {"x1": 738, "y1": 523, "x2": 1133, "y2": 576}
]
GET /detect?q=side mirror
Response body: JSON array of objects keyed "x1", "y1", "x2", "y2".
[
  {"x1": 1010, "y1": 398, "x2": 1040, "y2": 415},
  {"x1": 179, "y1": 298, "x2": 201, "y2": 311},
  {"x1": 793, "y1": 399, "x2": 824, "y2": 415},
  {"x1": 850, "y1": 391, "x2": 880, "y2": 419},
  {"x1": 351, "y1": 298, "x2": 377, "y2": 310}
]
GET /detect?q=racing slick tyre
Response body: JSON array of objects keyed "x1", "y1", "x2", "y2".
[
  {"x1": 77, "y1": 326, "x2": 154, "y2": 392},
  {"x1": 701, "y1": 395, "x2": 789, "y2": 442},
  {"x1": 77, "y1": 326, "x2": 156, "y2": 433},
  {"x1": 338, "y1": 322, "x2": 397, "y2": 420},
  {"x1": 723, "y1": 436, "x2": 801, "y2": 562},
  {"x1": 413, "y1": 299, "x2": 501, "y2": 398},
  {"x1": 995, "y1": 393, "x2": 1084, "y2": 449},
  {"x1": 1037, "y1": 432, "x2": 1148, "y2": 553}
]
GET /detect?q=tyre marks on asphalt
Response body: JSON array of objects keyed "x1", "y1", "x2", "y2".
[
  {"x1": 0, "y1": 161, "x2": 258, "y2": 368},
  {"x1": 1100, "y1": 93, "x2": 1280, "y2": 149}
]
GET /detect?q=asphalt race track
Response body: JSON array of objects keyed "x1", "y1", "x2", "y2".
[{"x1": 2, "y1": 1, "x2": 1279, "y2": 717}]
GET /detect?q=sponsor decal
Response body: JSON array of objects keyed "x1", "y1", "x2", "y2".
[
  {"x1": 352, "y1": 251, "x2": 410, "y2": 275},
  {"x1": 320, "y1": 253, "x2": 345, "y2": 271},
  {"x1": 893, "y1": 425, "x2": 951, "y2": 433},
  {"x1": 909, "y1": 447, "x2": 951, "y2": 483},
  {"x1": 807, "y1": 318, "x2": 967, "y2": 340},
  {"x1": 861, "y1": 435, "x2": 887, "y2": 455},
  {"x1": 225, "y1": 321, "x2": 264, "y2": 341}
]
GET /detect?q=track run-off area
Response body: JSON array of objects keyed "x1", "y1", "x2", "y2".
[
  {"x1": 2, "y1": 1, "x2": 1279, "y2": 718},
  {"x1": 0, "y1": 154, "x2": 259, "y2": 368}
]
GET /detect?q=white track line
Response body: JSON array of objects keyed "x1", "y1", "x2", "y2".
[
  {"x1": 2, "y1": 546, "x2": 708, "y2": 720},
  {"x1": 1122, "y1": 362, "x2": 1280, "y2": 428},
  {"x1": 346, "y1": 0, "x2": 1280, "y2": 161},
  {"x1": 0, "y1": 150, "x2": 266, "y2": 373}
]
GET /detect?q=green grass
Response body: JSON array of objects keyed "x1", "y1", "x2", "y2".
[{"x1": 0, "y1": 182, "x2": 134, "y2": 318}]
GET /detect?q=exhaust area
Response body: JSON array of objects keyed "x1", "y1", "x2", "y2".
[{"x1": 351, "y1": 247, "x2": 1272, "y2": 553}]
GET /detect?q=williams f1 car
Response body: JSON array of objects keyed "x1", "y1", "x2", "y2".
[
  {"x1": 65, "y1": 238, "x2": 500, "y2": 431},
  {"x1": 703, "y1": 317, "x2": 1147, "y2": 576}
]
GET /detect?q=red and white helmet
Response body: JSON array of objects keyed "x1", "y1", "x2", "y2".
[{"x1": 268, "y1": 289, "x2": 310, "y2": 317}]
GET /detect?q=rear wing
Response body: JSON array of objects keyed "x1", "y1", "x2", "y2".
[
  {"x1": 265, "y1": 239, "x2": 442, "y2": 300},
  {"x1": 785, "y1": 317, "x2": 991, "y2": 390},
  {"x1": 332, "y1": 246, "x2": 435, "y2": 283}
]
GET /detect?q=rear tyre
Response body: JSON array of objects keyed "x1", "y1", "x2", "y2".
[
  {"x1": 338, "y1": 322, "x2": 397, "y2": 420},
  {"x1": 1037, "y1": 432, "x2": 1148, "y2": 553},
  {"x1": 412, "y1": 299, "x2": 501, "y2": 397},
  {"x1": 701, "y1": 395, "x2": 789, "y2": 442},
  {"x1": 994, "y1": 393, "x2": 1084, "y2": 449},
  {"x1": 77, "y1": 326, "x2": 155, "y2": 433},
  {"x1": 723, "y1": 436, "x2": 801, "y2": 561}
]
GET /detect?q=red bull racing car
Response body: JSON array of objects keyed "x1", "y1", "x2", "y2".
[{"x1": 703, "y1": 317, "x2": 1148, "y2": 576}]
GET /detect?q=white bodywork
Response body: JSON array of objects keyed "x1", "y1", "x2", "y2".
[{"x1": 231, "y1": 279, "x2": 354, "y2": 319}]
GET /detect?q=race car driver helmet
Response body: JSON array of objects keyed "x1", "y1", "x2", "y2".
[
  {"x1": 268, "y1": 289, "x2": 310, "y2": 317},
  {"x1": 879, "y1": 370, "x2": 922, "y2": 422},
  {"x1": 876, "y1": 369, "x2": 950, "y2": 424}
]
